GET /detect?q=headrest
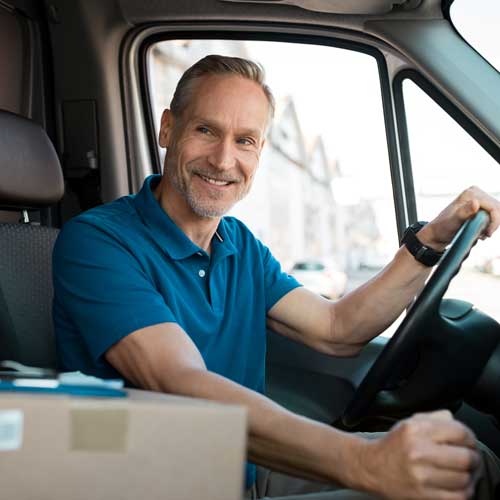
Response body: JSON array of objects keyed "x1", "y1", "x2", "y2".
[{"x1": 0, "y1": 110, "x2": 64, "y2": 210}]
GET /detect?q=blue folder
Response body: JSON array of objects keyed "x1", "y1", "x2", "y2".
[{"x1": 0, "y1": 379, "x2": 127, "y2": 398}]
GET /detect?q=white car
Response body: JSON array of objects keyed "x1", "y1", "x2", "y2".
[{"x1": 290, "y1": 260, "x2": 347, "y2": 299}]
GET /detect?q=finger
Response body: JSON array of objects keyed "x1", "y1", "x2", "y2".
[
  {"x1": 426, "y1": 419, "x2": 477, "y2": 449},
  {"x1": 461, "y1": 188, "x2": 500, "y2": 237},
  {"x1": 485, "y1": 203, "x2": 500, "y2": 237},
  {"x1": 421, "y1": 484, "x2": 476, "y2": 500},
  {"x1": 462, "y1": 198, "x2": 480, "y2": 219},
  {"x1": 418, "y1": 467, "x2": 472, "y2": 491},
  {"x1": 415, "y1": 412, "x2": 476, "y2": 447},
  {"x1": 417, "y1": 409, "x2": 454, "y2": 422},
  {"x1": 426, "y1": 444, "x2": 480, "y2": 472}
]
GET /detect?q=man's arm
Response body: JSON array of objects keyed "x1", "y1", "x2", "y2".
[
  {"x1": 106, "y1": 323, "x2": 479, "y2": 499},
  {"x1": 268, "y1": 186, "x2": 500, "y2": 356}
]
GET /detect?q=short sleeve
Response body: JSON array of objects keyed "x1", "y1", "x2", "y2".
[
  {"x1": 259, "y1": 241, "x2": 302, "y2": 312},
  {"x1": 53, "y1": 219, "x2": 176, "y2": 362}
]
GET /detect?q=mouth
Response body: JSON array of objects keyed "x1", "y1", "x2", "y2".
[{"x1": 196, "y1": 173, "x2": 235, "y2": 187}]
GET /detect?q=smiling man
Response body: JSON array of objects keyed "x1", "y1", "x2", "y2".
[{"x1": 53, "y1": 55, "x2": 500, "y2": 500}]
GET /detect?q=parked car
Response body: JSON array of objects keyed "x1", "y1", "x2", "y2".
[
  {"x1": 289, "y1": 260, "x2": 347, "y2": 299},
  {"x1": 483, "y1": 257, "x2": 500, "y2": 277}
]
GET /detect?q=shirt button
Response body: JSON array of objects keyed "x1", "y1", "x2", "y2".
[{"x1": 198, "y1": 269, "x2": 206, "y2": 278}]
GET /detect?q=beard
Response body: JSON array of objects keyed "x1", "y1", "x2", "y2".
[{"x1": 164, "y1": 158, "x2": 251, "y2": 218}]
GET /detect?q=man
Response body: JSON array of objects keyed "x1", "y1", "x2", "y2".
[{"x1": 53, "y1": 55, "x2": 500, "y2": 499}]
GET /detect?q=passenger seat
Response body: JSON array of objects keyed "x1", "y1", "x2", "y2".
[{"x1": 0, "y1": 110, "x2": 64, "y2": 369}]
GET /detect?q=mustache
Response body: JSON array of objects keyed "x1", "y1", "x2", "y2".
[{"x1": 191, "y1": 168, "x2": 241, "y2": 184}]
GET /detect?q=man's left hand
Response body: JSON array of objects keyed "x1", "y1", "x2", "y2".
[{"x1": 417, "y1": 186, "x2": 500, "y2": 252}]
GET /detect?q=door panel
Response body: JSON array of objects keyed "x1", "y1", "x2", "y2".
[{"x1": 266, "y1": 330, "x2": 388, "y2": 424}]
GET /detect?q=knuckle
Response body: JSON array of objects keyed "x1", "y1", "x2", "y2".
[
  {"x1": 400, "y1": 419, "x2": 421, "y2": 442},
  {"x1": 398, "y1": 418, "x2": 413, "y2": 433},
  {"x1": 441, "y1": 409, "x2": 453, "y2": 419},
  {"x1": 407, "y1": 446, "x2": 425, "y2": 464},
  {"x1": 411, "y1": 465, "x2": 428, "y2": 486},
  {"x1": 452, "y1": 420, "x2": 473, "y2": 443}
]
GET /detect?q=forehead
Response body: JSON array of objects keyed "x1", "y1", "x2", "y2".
[{"x1": 184, "y1": 74, "x2": 270, "y2": 133}]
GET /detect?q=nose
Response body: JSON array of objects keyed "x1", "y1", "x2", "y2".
[{"x1": 208, "y1": 138, "x2": 237, "y2": 170}]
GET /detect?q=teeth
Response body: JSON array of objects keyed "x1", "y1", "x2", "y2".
[{"x1": 200, "y1": 174, "x2": 230, "y2": 186}]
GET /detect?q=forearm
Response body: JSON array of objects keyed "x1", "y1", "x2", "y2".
[
  {"x1": 333, "y1": 245, "x2": 431, "y2": 347},
  {"x1": 151, "y1": 365, "x2": 368, "y2": 489},
  {"x1": 109, "y1": 328, "x2": 369, "y2": 488}
]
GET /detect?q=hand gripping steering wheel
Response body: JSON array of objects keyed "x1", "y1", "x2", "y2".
[{"x1": 342, "y1": 210, "x2": 490, "y2": 428}]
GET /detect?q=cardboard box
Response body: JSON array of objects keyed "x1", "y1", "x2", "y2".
[{"x1": 0, "y1": 389, "x2": 247, "y2": 500}]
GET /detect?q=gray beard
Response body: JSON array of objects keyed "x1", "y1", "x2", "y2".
[{"x1": 166, "y1": 167, "x2": 244, "y2": 219}]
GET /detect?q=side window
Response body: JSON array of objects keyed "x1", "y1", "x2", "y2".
[
  {"x1": 403, "y1": 78, "x2": 500, "y2": 322},
  {"x1": 147, "y1": 39, "x2": 398, "y2": 333}
]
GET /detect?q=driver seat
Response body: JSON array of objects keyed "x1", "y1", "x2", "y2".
[{"x1": 0, "y1": 110, "x2": 64, "y2": 369}]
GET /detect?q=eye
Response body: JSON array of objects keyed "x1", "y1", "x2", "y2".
[
  {"x1": 237, "y1": 137, "x2": 255, "y2": 146},
  {"x1": 196, "y1": 126, "x2": 211, "y2": 135}
]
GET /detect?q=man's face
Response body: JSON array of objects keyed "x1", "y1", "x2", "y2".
[{"x1": 159, "y1": 74, "x2": 269, "y2": 218}]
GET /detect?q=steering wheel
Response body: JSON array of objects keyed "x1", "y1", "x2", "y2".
[{"x1": 342, "y1": 210, "x2": 491, "y2": 428}]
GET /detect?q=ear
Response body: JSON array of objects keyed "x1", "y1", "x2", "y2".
[{"x1": 159, "y1": 109, "x2": 175, "y2": 148}]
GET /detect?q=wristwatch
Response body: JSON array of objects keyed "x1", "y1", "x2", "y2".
[{"x1": 400, "y1": 221, "x2": 444, "y2": 267}]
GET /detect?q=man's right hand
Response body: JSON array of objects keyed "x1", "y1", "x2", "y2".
[{"x1": 359, "y1": 410, "x2": 480, "y2": 499}]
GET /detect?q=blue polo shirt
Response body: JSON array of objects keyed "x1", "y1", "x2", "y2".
[{"x1": 53, "y1": 174, "x2": 300, "y2": 487}]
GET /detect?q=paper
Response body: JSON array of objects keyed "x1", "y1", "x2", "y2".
[{"x1": 0, "y1": 409, "x2": 23, "y2": 451}]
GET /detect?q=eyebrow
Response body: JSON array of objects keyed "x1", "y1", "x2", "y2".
[{"x1": 191, "y1": 116, "x2": 262, "y2": 139}]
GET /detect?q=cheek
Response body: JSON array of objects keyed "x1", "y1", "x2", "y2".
[
  {"x1": 240, "y1": 153, "x2": 260, "y2": 180},
  {"x1": 178, "y1": 139, "x2": 208, "y2": 166}
]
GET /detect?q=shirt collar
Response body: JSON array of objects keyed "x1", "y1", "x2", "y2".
[{"x1": 133, "y1": 175, "x2": 238, "y2": 261}]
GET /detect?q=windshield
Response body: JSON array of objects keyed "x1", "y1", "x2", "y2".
[{"x1": 450, "y1": 0, "x2": 500, "y2": 72}]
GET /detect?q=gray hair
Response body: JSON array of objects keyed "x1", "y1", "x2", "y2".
[{"x1": 170, "y1": 54, "x2": 275, "y2": 122}]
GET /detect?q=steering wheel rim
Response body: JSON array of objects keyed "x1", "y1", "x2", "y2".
[{"x1": 342, "y1": 210, "x2": 490, "y2": 428}]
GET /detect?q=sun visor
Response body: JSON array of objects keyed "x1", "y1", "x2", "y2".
[{"x1": 219, "y1": 0, "x2": 422, "y2": 15}]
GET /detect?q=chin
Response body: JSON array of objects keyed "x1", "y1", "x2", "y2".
[{"x1": 189, "y1": 201, "x2": 231, "y2": 219}]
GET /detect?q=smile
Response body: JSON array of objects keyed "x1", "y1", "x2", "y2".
[{"x1": 197, "y1": 174, "x2": 233, "y2": 186}]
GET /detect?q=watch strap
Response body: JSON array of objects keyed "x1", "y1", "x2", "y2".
[{"x1": 401, "y1": 222, "x2": 444, "y2": 267}]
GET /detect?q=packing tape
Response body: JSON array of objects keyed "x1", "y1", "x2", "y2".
[{"x1": 70, "y1": 408, "x2": 128, "y2": 452}]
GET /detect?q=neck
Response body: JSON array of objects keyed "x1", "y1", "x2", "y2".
[{"x1": 153, "y1": 176, "x2": 220, "y2": 253}]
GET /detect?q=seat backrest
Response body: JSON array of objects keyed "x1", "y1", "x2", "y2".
[{"x1": 0, "y1": 110, "x2": 64, "y2": 369}]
